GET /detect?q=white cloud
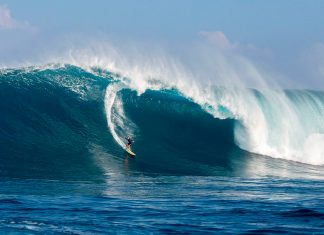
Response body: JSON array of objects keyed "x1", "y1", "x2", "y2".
[
  {"x1": 199, "y1": 30, "x2": 272, "y2": 56},
  {"x1": 199, "y1": 31, "x2": 236, "y2": 50},
  {"x1": 0, "y1": 5, "x2": 31, "y2": 30}
]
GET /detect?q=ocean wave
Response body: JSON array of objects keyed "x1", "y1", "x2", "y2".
[{"x1": 0, "y1": 64, "x2": 324, "y2": 179}]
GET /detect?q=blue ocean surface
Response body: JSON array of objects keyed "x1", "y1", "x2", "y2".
[
  {"x1": 0, "y1": 65, "x2": 324, "y2": 234},
  {"x1": 1, "y1": 176, "x2": 324, "y2": 234}
]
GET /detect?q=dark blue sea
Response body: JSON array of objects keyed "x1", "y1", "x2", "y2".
[{"x1": 1, "y1": 65, "x2": 323, "y2": 234}]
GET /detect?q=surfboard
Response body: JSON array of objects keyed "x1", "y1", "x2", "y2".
[{"x1": 125, "y1": 147, "x2": 136, "y2": 157}]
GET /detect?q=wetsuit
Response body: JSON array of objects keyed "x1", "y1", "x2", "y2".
[{"x1": 126, "y1": 137, "x2": 133, "y2": 147}]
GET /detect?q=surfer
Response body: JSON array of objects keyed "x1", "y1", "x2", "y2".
[
  {"x1": 125, "y1": 136, "x2": 136, "y2": 157},
  {"x1": 125, "y1": 137, "x2": 133, "y2": 149}
]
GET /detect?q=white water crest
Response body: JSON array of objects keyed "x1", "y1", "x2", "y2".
[{"x1": 208, "y1": 88, "x2": 324, "y2": 165}]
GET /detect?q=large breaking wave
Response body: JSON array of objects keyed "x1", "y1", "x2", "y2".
[{"x1": 0, "y1": 64, "x2": 323, "y2": 179}]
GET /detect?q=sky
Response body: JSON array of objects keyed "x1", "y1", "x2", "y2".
[{"x1": 0, "y1": 0, "x2": 324, "y2": 89}]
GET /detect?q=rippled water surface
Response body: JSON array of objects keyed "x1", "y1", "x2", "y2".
[{"x1": 1, "y1": 175, "x2": 323, "y2": 234}]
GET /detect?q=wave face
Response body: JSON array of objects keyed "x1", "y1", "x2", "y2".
[
  {"x1": 0, "y1": 64, "x2": 324, "y2": 179},
  {"x1": 0, "y1": 65, "x2": 114, "y2": 179}
]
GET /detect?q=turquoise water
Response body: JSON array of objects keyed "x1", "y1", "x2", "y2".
[{"x1": 0, "y1": 65, "x2": 323, "y2": 234}]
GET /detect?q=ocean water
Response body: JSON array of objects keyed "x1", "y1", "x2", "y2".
[{"x1": 0, "y1": 65, "x2": 323, "y2": 234}]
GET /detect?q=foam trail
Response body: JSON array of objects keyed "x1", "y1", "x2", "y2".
[{"x1": 104, "y1": 84, "x2": 125, "y2": 149}]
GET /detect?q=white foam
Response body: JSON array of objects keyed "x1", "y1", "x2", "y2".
[{"x1": 104, "y1": 84, "x2": 125, "y2": 148}]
